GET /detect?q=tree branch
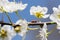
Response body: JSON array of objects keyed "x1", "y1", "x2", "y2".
[{"x1": 0, "y1": 21, "x2": 56, "y2": 27}]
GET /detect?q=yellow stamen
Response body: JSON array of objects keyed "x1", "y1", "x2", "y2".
[
  {"x1": 14, "y1": 26, "x2": 21, "y2": 33},
  {"x1": 57, "y1": 15, "x2": 60, "y2": 19},
  {"x1": 0, "y1": 30, "x2": 7, "y2": 38},
  {"x1": 34, "y1": 12, "x2": 44, "y2": 18},
  {"x1": 0, "y1": 6, "x2": 6, "y2": 12},
  {"x1": 45, "y1": 32, "x2": 50, "y2": 38}
]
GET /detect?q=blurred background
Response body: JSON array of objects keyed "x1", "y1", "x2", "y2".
[{"x1": 0, "y1": 0, "x2": 60, "y2": 40}]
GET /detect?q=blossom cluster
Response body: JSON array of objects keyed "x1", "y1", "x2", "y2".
[{"x1": 0, "y1": 0, "x2": 28, "y2": 13}]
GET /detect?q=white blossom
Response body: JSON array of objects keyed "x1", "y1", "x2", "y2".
[
  {"x1": 0, "y1": 0, "x2": 28, "y2": 13},
  {"x1": 17, "y1": 2, "x2": 28, "y2": 11},
  {"x1": 11, "y1": 19, "x2": 28, "y2": 37},
  {"x1": 50, "y1": 5, "x2": 60, "y2": 30},
  {"x1": 39, "y1": 23, "x2": 47, "y2": 40},
  {"x1": 0, "y1": 25, "x2": 16, "y2": 40},
  {"x1": 30, "y1": 6, "x2": 49, "y2": 18},
  {"x1": 3, "y1": 2, "x2": 18, "y2": 12}
]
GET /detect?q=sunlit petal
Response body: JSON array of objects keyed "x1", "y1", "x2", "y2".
[
  {"x1": 30, "y1": 6, "x2": 37, "y2": 15},
  {"x1": 53, "y1": 7, "x2": 59, "y2": 13},
  {"x1": 42, "y1": 14, "x2": 50, "y2": 18},
  {"x1": 42, "y1": 7, "x2": 48, "y2": 14},
  {"x1": 18, "y1": 2, "x2": 28, "y2": 11}
]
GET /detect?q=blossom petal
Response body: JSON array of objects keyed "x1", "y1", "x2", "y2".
[
  {"x1": 50, "y1": 14, "x2": 58, "y2": 22},
  {"x1": 42, "y1": 14, "x2": 50, "y2": 18},
  {"x1": 18, "y1": 2, "x2": 28, "y2": 11},
  {"x1": 53, "y1": 7, "x2": 59, "y2": 13},
  {"x1": 30, "y1": 6, "x2": 37, "y2": 15},
  {"x1": 42, "y1": 7, "x2": 48, "y2": 14},
  {"x1": 37, "y1": 6, "x2": 43, "y2": 12}
]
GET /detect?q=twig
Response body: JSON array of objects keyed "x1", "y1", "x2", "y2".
[
  {"x1": 0, "y1": 21, "x2": 56, "y2": 27},
  {"x1": 15, "y1": 11, "x2": 22, "y2": 19},
  {"x1": 4, "y1": 12, "x2": 13, "y2": 24},
  {"x1": 48, "y1": 25, "x2": 57, "y2": 35},
  {"x1": 28, "y1": 21, "x2": 56, "y2": 26}
]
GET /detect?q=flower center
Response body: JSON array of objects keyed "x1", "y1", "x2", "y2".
[
  {"x1": 34, "y1": 12, "x2": 44, "y2": 18},
  {"x1": 0, "y1": 30, "x2": 7, "y2": 38},
  {"x1": 57, "y1": 15, "x2": 60, "y2": 19},
  {"x1": 0, "y1": 6, "x2": 6, "y2": 12},
  {"x1": 14, "y1": 26, "x2": 21, "y2": 33}
]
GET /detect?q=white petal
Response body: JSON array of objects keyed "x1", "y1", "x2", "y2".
[
  {"x1": 1, "y1": 25, "x2": 16, "y2": 38},
  {"x1": 53, "y1": 7, "x2": 59, "y2": 13},
  {"x1": 30, "y1": 6, "x2": 48, "y2": 15},
  {"x1": 43, "y1": 23, "x2": 47, "y2": 30},
  {"x1": 50, "y1": 14, "x2": 58, "y2": 22},
  {"x1": 1, "y1": 25, "x2": 11, "y2": 31},
  {"x1": 1, "y1": 2, "x2": 17, "y2": 12},
  {"x1": 42, "y1": 7, "x2": 48, "y2": 14},
  {"x1": 43, "y1": 14, "x2": 50, "y2": 18},
  {"x1": 50, "y1": 14, "x2": 60, "y2": 26},
  {"x1": 37, "y1": 6, "x2": 43, "y2": 12},
  {"x1": 16, "y1": 19, "x2": 23, "y2": 25},
  {"x1": 30, "y1": 6, "x2": 37, "y2": 15},
  {"x1": 0, "y1": 1, "x2": 28, "y2": 13},
  {"x1": 7, "y1": 27, "x2": 16, "y2": 37},
  {"x1": 19, "y1": 3, "x2": 28, "y2": 10}
]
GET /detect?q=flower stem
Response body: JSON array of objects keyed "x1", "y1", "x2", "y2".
[
  {"x1": 47, "y1": 25, "x2": 57, "y2": 35},
  {"x1": 5, "y1": 12, "x2": 13, "y2": 24},
  {"x1": 15, "y1": 11, "x2": 22, "y2": 19}
]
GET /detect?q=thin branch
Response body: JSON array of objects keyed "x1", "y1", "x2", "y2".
[
  {"x1": 28, "y1": 21, "x2": 56, "y2": 26},
  {"x1": 15, "y1": 11, "x2": 22, "y2": 19},
  {"x1": 0, "y1": 21, "x2": 56, "y2": 27},
  {"x1": 4, "y1": 12, "x2": 13, "y2": 24}
]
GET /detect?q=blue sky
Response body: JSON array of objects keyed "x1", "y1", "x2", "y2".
[{"x1": 0, "y1": 0, "x2": 60, "y2": 40}]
